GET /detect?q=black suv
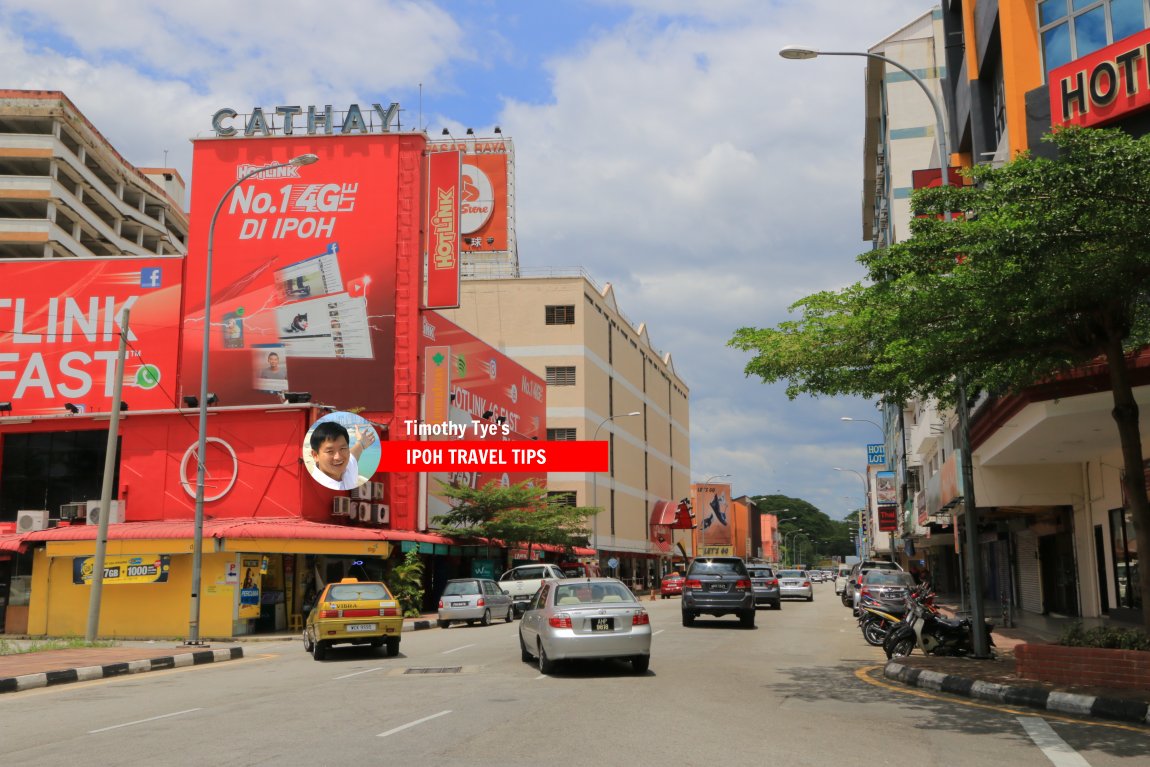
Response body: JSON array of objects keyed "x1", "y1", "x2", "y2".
[{"x1": 682, "y1": 556, "x2": 756, "y2": 628}]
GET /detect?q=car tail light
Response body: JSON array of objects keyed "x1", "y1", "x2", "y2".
[
  {"x1": 319, "y1": 609, "x2": 339, "y2": 618},
  {"x1": 802, "y1": 581, "x2": 811, "y2": 588},
  {"x1": 768, "y1": 579, "x2": 779, "y2": 587},
  {"x1": 685, "y1": 579, "x2": 702, "y2": 590},
  {"x1": 735, "y1": 579, "x2": 751, "y2": 591},
  {"x1": 381, "y1": 606, "x2": 400, "y2": 617},
  {"x1": 343, "y1": 608, "x2": 382, "y2": 618},
  {"x1": 632, "y1": 611, "x2": 650, "y2": 626},
  {"x1": 549, "y1": 613, "x2": 573, "y2": 629},
  {"x1": 859, "y1": 586, "x2": 871, "y2": 598},
  {"x1": 477, "y1": 597, "x2": 485, "y2": 607},
  {"x1": 438, "y1": 599, "x2": 444, "y2": 609}
]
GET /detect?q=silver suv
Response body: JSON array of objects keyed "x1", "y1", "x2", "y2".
[
  {"x1": 843, "y1": 559, "x2": 903, "y2": 613},
  {"x1": 682, "y1": 557, "x2": 756, "y2": 628}
]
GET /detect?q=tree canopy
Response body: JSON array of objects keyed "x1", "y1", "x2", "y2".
[{"x1": 730, "y1": 126, "x2": 1150, "y2": 628}]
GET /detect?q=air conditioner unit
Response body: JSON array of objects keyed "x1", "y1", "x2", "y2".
[
  {"x1": 85, "y1": 500, "x2": 124, "y2": 526},
  {"x1": 372, "y1": 504, "x2": 390, "y2": 525},
  {"x1": 358, "y1": 502, "x2": 372, "y2": 522},
  {"x1": 371, "y1": 481, "x2": 385, "y2": 501},
  {"x1": 350, "y1": 483, "x2": 372, "y2": 500},
  {"x1": 876, "y1": 147, "x2": 885, "y2": 169},
  {"x1": 59, "y1": 502, "x2": 88, "y2": 521},
  {"x1": 17, "y1": 510, "x2": 50, "y2": 532},
  {"x1": 332, "y1": 496, "x2": 353, "y2": 517}
]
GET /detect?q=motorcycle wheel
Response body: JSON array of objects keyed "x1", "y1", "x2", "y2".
[
  {"x1": 862, "y1": 620, "x2": 888, "y2": 647},
  {"x1": 886, "y1": 636, "x2": 915, "y2": 659}
]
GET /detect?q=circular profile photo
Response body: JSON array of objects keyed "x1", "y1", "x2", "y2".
[{"x1": 302, "y1": 411, "x2": 381, "y2": 490}]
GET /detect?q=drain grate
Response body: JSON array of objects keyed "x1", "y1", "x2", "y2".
[{"x1": 404, "y1": 666, "x2": 462, "y2": 674}]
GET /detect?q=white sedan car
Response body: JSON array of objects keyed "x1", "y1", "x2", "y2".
[
  {"x1": 519, "y1": 577, "x2": 652, "y2": 674},
  {"x1": 777, "y1": 569, "x2": 814, "y2": 601}
]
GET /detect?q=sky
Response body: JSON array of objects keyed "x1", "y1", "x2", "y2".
[{"x1": 1, "y1": 0, "x2": 935, "y2": 519}]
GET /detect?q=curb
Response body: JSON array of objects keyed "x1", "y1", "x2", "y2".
[
  {"x1": 0, "y1": 647, "x2": 244, "y2": 695},
  {"x1": 884, "y1": 660, "x2": 1150, "y2": 726}
]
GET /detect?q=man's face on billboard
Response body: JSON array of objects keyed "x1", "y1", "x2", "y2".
[{"x1": 312, "y1": 436, "x2": 350, "y2": 480}]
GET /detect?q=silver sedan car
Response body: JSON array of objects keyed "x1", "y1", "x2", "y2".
[
  {"x1": 437, "y1": 578, "x2": 514, "y2": 627},
  {"x1": 777, "y1": 569, "x2": 814, "y2": 601},
  {"x1": 519, "y1": 578, "x2": 652, "y2": 674}
]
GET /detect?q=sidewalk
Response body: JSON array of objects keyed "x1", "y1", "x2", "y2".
[
  {"x1": 882, "y1": 599, "x2": 1150, "y2": 726},
  {"x1": 0, "y1": 614, "x2": 436, "y2": 694}
]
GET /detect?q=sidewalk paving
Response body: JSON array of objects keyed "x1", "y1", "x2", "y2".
[
  {"x1": 0, "y1": 614, "x2": 436, "y2": 694},
  {"x1": 880, "y1": 600, "x2": 1150, "y2": 726}
]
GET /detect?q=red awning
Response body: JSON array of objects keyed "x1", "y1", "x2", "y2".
[
  {"x1": 0, "y1": 533, "x2": 27, "y2": 553},
  {"x1": 650, "y1": 500, "x2": 677, "y2": 527}
]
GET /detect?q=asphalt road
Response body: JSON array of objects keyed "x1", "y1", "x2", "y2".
[{"x1": 2, "y1": 582, "x2": 1148, "y2": 766}]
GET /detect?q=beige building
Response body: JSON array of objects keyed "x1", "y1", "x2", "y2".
[
  {"x1": 439, "y1": 271, "x2": 691, "y2": 586},
  {"x1": 0, "y1": 90, "x2": 187, "y2": 260}
]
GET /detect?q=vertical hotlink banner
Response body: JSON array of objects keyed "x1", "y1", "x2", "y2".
[{"x1": 425, "y1": 151, "x2": 461, "y2": 309}]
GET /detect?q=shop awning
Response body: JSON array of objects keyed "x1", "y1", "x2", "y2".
[
  {"x1": 0, "y1": 534, "x2": 27, "y2": 553},
  {"x1": 22, "y1": 517, "x2": 398, "y2": 542},
  {"x1": 650, "y1": 500, "x2": 677, "y2": 527}
]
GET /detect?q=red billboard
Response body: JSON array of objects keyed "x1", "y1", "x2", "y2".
[
  {"x1": 0, "y1": 257, "x2": 183, "y2": 415},
  {"x1": 182, "y1": 135, "x2": 416, "y2": 410},
  {"x1": 425, "y1": 151, "x2": 461, "y2": 308},
  {"x1": 1050, "y1": 27, "x2": 1150, "y2": 128},
  {"x1": 427, "y1": 139, "x2": 513, "y2": 257}
]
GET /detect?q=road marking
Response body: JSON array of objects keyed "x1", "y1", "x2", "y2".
[
  {"x1": 377, "y1": 710, "x2": 452, "y2": 738},
  {"x1": 653, "y1": 629, "x2": 664, "y2": 636},
  {"x1": 533, "y1": 674, "x2": 546, "y2": 680},
  {"x1": 442, "y1": 644, "x2": 476, "y2": 655},
  {"x1": 89, "y1": 708, "x2": 201, "y2": 734},
  {"x1": 1017, "y1": 717, "x2": 1091, "y2": 766},
  {"x1": 854, "y1": 665, "x2": 1148, "y2": 733},
  {"x1": 335, "y1": 667, "x2": 385, "y2": 679}
]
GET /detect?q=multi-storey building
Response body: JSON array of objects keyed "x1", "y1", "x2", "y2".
[
  {"x1": 0, "y1": 90, "x2": 187, "y2": 260},
  {"x1": 439, "y1": 272, "x2": 691, "y2": 587}
]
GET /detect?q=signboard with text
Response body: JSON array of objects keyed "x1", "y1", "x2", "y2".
[
  {"x1": 1049, "y1": 27, "x2": 1150, "y2": 128},
  {"x1": 425, "y1": 151, "x2": 461, "y2": 308},
  {"x1": 866, "y1": 443, "x2": 886, "y2": 465},
  {"x1": 72, "y1": 555, "x2": 171, "y2": 585},
  {"x1": 427, "y1": 138, "x2": 514, "y2": 258}
]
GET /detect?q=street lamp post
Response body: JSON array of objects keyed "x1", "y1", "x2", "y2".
[
  {"x1": 187, "y1": 153, "x2": 319, "y2": 646},
  {"x1": 590, "y1": 411, "x2": 642, "y2": 566},
  {"x1": 696, "y1": 473, "x2": 732, "y2": 555},
  {"x1": 783, "y1": 529, "x2": 804, "y2": 567},
  {"x1": 840, "y1": 416, "x2": 884, "y2": 436},
  {"x1": 783, "y1": 45, "x2": 988, "y2": 657}
]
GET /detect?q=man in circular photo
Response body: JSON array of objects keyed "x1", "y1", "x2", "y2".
[{"x1": 307, "y1": 420, "x2": 378, "y2": 490}]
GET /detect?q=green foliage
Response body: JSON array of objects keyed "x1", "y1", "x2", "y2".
[
  {"x1": 751, "y1": 494, "x2": 856, "y2": 560},
  {"x1": 432, "y1": 479, "x2": 598, "y2": 561},
  {"x1": 1059, "y1": 622, "x2": 1150, "y2": 652},
  {"x1": 388, "y1": 548, "x2": 426, "y2": 618},
  {"x1": 0, "y1": 638, "x2": 117, "y2": 655}
]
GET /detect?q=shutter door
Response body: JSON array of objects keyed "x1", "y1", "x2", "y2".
[{"x1": 1015, "y1": 530, "x2": 1041, "y2": 614}]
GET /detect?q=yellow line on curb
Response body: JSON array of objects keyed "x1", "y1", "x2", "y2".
[{"x1": 855, "y1": 665, "x2": 1149, "y2": 734}]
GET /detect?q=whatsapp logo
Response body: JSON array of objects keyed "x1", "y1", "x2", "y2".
[{"x1": 135, "y1": 365, "x2": 161, "y2": 389}]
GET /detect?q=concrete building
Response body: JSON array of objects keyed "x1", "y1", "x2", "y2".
[
  {"x1": 0, "y1": 90, "x2": 187, "y2": 260},
  {"x1": 438, "y1": 271, "x2": 691, "y2": 587}
]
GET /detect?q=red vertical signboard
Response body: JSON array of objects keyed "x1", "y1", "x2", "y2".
[{"x1": 425, "y1": 151, "x2": 461, "y2": 309}]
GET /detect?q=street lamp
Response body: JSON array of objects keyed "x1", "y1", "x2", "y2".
[
  {"x1": 783, "y1": 529, "x2": 804, "y2": 567},
  {"x1": 784, "y1": 44, "x2": 988, "y2": 657},
  {"x1": 590, "y1": 411, "x2": 642, "y2": 561},
  {"x1": 696, "y1": 473, "x2": 732, "y2": 555},
  {"x1": 187, "y1": 152, "x2": 319, "y2": 646},
  {"x1": 840, "y1": 416, "x2": 884, "y2": 436}
]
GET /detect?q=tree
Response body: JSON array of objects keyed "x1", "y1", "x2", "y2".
[
  {"x1": 388, "y1": 548, "x2": 425, "y2": 618},
  {"x1": 432, "y1": 480, "x2": 599, "y2": 564},
  {"x1": 730, "y1": 126, "x2": 1150, "y2": 629}
]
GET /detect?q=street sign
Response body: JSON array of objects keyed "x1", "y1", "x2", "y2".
[
  {"x1": 607, "y1": 557, "x2": 619, "y2": 570},
  {"x1": 867, "y1": 443, "x2": 886, "y2": 465}
]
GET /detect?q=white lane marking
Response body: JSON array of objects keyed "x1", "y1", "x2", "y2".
[
  {"x1": 89, "y1": 708, "x2": 202, "y2": 734},
  {"x1": 377, "y1": 710, "x2": 452, "y2": 738},
  {"x1": 533, "y1": 674, "x2": 546, "y2": 680},
  {"x1": 1017, "y1": 716, "x2": 1092, "y2": 767},
  {"x1": 653, "y1": 629, "x2": 664, "y2": 636},
  {"x1": 441, "y1": 643, "x2": 476, "y2": 655},
  {"x1": 335, "y1": 667, "x2": 385, "y2": 679}
]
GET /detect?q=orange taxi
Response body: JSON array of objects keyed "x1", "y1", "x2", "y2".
[{"x1": 303, "y1": 578, "x2": 403, "y2": 660}]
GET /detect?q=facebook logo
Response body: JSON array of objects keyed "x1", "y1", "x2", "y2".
[{"x1": 140, "y1": 268, "x2": 162, "y2": 288}]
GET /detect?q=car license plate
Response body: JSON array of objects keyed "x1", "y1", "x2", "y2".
[
  {"x1": 451, "y1": 601, "x2": 468, "y2": 606},
  {"x1": 590, "y1": 617, "x2": 614, "y2": 632},
  {"x1": 708, "y1": 583, "x2": 728, "y2": 592},
  {"x1": 346, "y1": 623, "x2": 378, "y2": 632}
]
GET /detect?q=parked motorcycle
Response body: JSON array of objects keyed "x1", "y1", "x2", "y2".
[
  {"x1": 857, "y1": 597, "x2": 903, "y2": 647},
  {"x1": 883, "y1": 597, "x2": 994, "y2": 659}
]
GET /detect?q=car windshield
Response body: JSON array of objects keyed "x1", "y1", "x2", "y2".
[
  {"x1": 326, "y1": 583, "x2": 389, "y2": 601},
  {"x1": 552, "y1": 582, "x2": 635, "y2": 605},
  {"x1": 690, "y1": 559, "x2": 747, "y2": 576},
  {"x1": 865, "y1": 562, "x2": 900, "y2": 571},
  {"x1": 501, "y1": 567, "x2": 545, "y2": 581},
  {"x1": 778, "y1": 570, "x2": 805, "y2": 578},
  {"x1": 442, "y1": 581, "x2": 480, "y2": 596},
  {"x1": 865, "y1": 571, "x2": 915, "y2": 586},
  {"x1": 748, "y1": 569, "x2": 773, "y2": 578}
]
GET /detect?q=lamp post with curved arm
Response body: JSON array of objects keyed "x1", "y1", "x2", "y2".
[
  {"x1": 187, "y1": 153, "x2": 319, "y2": 646},
  {"x1": 782, "y1": 44, "x2": 987, "y2": 657},
  {"x1": 783, "y1": 529, "x2": 804, "y2": 567},
  {"x1": 590, "y1": 411, "x2": 642, "y2": 561}
]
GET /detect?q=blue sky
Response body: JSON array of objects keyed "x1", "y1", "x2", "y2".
[{"x1": 1, "y1": 0, "x2": 935, "y2": 518}]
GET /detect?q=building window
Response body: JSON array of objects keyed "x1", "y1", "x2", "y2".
[
  {"x1": 1109, "y1": 506, "x2": 1141, "y2": 610},
  {"x1": 548, "y1": 491, "x2": 577, "y2": 507},
  {"x1": 547, "y1": 428, "x2": 577, "y2": 441},
  {"x1": 545, "y1": 305, "x2": 575, "y2": 325},
  {"x1": 1038, "y1": 0, "x2": 1149, "y2": 75},
  {"x1": 545, "y1": 366, "x2": 576, "y2": 386}
]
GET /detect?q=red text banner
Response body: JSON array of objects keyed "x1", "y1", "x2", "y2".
[
  {"x1": 1050, "y1": 27, "x2": 1150, "y2": 128},
  {"x1": 381, "y1": 440, "x2": 607, "y2": 472}
]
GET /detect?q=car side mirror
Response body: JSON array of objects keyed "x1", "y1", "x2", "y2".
[{"x1": 502, "y1": 589, "x2": 509, "y2": 595}]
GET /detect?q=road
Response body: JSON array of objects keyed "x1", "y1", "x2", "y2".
[{"x1": 1, "y1": 582, "x2": 1147, "y2": 766}]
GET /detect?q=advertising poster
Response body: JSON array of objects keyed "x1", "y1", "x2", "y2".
[
  {"x1": 875, "y1": 470, "x2": 897, "y2": 505},
  {"x1": 72, "y1": 554, "x2": 171, "y2": 585},
  {"x1": 425, "y1": 151, "x2": 461, "y2": 308},
  {"x1": 427, "y1": 138, "x2": 513, "y2": 257},
  {"x1": 421, "y1": 311, "x2": 546, "y2": 524},
  {"x1": 182, "y1": 135, "x2": 408, "y2": 410},
  {"x1": 695, "y1": 483, "x2": 732, "y2": 555},
  {"x1": 238, "y1": 556, "x2": 262, "y2": 618},
  {"x1": 0, "y1": 257, "x2": 183, "y2": 415}
]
